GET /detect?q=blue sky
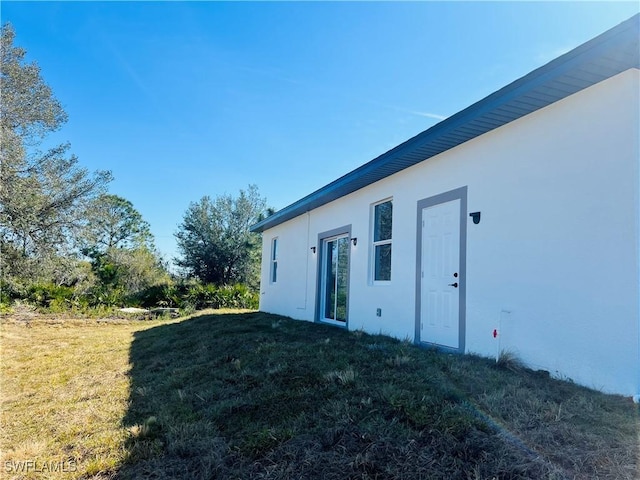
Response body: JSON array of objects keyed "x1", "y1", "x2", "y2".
[{"x1": 3, "y1": 1, "x2": 638, "y2": 262}]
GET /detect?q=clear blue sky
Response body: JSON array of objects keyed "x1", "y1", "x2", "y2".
[{"x1": 3, "y1": 1, "x2": 638, "y2": 262}]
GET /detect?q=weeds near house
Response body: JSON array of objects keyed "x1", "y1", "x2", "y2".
[
  {"x1": 496, "y1": 349, "x2": 525, "y2": 372},
  {"x1": 1, "y1": 311, "x2": 638, "y2": 479}
]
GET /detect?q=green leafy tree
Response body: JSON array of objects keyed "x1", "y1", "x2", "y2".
[
  {"x1": 175, "y1": 185, "x2": 266, "y2": 286},
  {"x1": 0, "y1": 23, "x2": 111, "y2": 289},
  {"x1": 87, "y1": 246, "x2": 170, "y2": 306},
  {"x1": 82, "y1": 194, "x2": 153, "y2": 251},
  {"x1": 80, "y1": 195, "x2": 170, "y2": 306}
]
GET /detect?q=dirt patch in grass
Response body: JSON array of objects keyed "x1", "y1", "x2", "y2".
[{"x1": 1, "y1": 311, "x2": 638, "y2": 479}]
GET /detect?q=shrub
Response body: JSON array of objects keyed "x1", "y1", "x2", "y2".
[
  {"x1": 220, "y1": 284, "x2": 259, "y2": 309},
  {"x1": 86, "y1": 284, "x2": 127, "y2": 308},
  {"x1": 27, "y1": 283, "x2": 75, "y2": 309},
  {"x1": 14, "y1": 279, "x2": 258, "y2": 313},
  {"x1": 134, "y1": 283, "x2": 183, "y2": 308},
  {"x1": 185, "y1": 283, "x2": 258, "y2": 310},
  {"x1": 185, "y1": 283, "x2": 220, "y2": 309},
  {"x1": 0, "y1": 280, "x2": 20, "y2": 305}
]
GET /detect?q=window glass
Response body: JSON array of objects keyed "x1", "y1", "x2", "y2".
[
  {"x1": 271, "y1": 238, "x2": 278, "y2": 283},
  {"x1": 372, "y1": 200, "x2": 392, "y2": 282},
  {"x1": 374, "y1": 243, "x2": 391, "y2": 281},
  {"x1": 374, "y1": 201, "x2": 393, "y2": 241}
]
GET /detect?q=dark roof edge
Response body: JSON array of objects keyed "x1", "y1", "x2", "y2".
[{"x1": 251, "y1": 14, "x2": 639, "y2": 233}]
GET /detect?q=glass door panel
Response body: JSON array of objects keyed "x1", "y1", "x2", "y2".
[{"x1": 320, "y1": 235, "x2": 349, "y2": 324}]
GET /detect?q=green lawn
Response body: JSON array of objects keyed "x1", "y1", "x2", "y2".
[{"x1": 1, "y1": 311, "x2": 638, "y2": 479}]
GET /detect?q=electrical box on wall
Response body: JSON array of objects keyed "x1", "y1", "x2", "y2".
[{"x1": 376, "y1": 308, "x2": 382, "y2": 317}]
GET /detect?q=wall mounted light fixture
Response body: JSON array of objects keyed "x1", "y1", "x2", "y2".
[
  {"x1": 469, "y1": 212, "x2": 481, "y2": 224},
  {"x1": 310, "y1": 246, "x2": 316, "y2": 253},
  {"x1": 351, "y1": 237, "x2": 358, "y2": 246}
]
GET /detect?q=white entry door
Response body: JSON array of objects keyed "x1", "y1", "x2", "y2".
[{"x1": 420, "y1": 198, "x2": 461, "y2": 349}]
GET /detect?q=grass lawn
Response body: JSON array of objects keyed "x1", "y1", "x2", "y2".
[{"x1": 1, "y1": 310, "x2": 638, "y2": 479}]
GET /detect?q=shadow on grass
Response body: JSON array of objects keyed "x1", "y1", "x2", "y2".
[{"x1": 115, "y1": 311, "x2": 640, "y2": 480}]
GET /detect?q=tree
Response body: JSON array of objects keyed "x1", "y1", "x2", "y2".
[
  {"x1": 86, "y1": 246, "x2": 170, "y2": 306},
  {"x1": 0, "y1": 24, "x2": 66, "y2": 143},
  {"x1": 0, "y1": 23, "x2": 111, "y2": 287},
  {"x1": 80, "y1": 195, "x2": 170, "y2": 305},
  {"x1": 175, "y1": 185, "x2": 267, "y2": 286},
  {"x1": 82, "y1": 194, "x2": 153, "y2": 251}
]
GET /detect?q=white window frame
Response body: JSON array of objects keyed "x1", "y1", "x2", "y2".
[
  {"x1": 370, "y1": 198, "x2": 393, "y2": 285},
  {"x1": 270, "y1": 237, "x2": 278, "y2": 284}
]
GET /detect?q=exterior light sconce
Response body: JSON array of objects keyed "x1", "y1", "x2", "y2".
[
  {"x1": 310, "y1": 246, "x2": 316, "y2": 253},
  {"x1": 469, "y1": 212, "x2": 481, "y2": 224},
  {"x1": 351, "y1": 237, "x2": 358, "y2": 246}
]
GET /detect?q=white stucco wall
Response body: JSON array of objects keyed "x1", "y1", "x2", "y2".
[{"x1": 258, "y1": 68, "x2": 640, "y2": 396}]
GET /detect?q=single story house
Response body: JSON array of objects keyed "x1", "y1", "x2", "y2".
[{"x1": 250, "y1": 15, "x2": 640, "y2": 397}]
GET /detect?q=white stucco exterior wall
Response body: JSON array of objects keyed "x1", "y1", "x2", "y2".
[{"x1": 258, "y1": 68, "x2": 640, "y2": 396}]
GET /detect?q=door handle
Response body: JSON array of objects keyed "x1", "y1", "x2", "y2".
[{"x1": 448, "y1": 282, "x2": 458, "y2": 288}]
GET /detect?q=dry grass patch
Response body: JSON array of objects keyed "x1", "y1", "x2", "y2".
[
  {"x1": 324, "y1": 368, "x2": 357, "y2": 385},
  {"x1": 0, "y1": 310, "x2": 252, "y2": 479},
  {"x1": 1, "y1": 316, "x2": 145, "y2": 478}
]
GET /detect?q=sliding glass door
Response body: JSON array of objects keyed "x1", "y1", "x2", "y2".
[{"x1": 320, "y1": 234, "x2": 349, "y2": 325}]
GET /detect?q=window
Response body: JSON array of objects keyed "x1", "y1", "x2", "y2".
[
  {"x1": 271, "y1": 238, "x2": 278, "y2": 283},
  {"x1": 372, "y1": 200, "x2": 392, "y2": 282}
]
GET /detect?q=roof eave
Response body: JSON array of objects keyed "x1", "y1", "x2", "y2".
[{"x1": 251, "y1": 14, "x2": 639, "y2": 234}]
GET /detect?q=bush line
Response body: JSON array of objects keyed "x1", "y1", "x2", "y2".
[{"x1": 2, "y1": 281, "x2": 259, "y2": 313}]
